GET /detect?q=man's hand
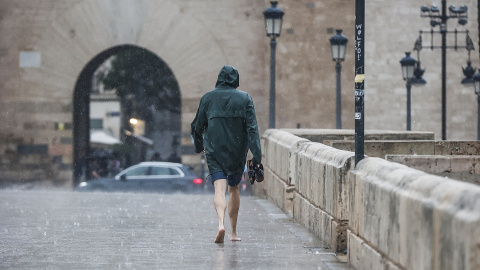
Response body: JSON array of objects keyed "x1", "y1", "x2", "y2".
[
  {"x1": 247, "y1": 159, "x2": 264, "y2": 184},
  {"x1": 248, "y1": 159, "x2": 261, "y2": 170}
]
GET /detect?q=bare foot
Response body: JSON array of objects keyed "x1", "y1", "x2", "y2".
[
  {"x1": 230, "y1": 233, "x2": 241, "y2": 241},
  {"x1": 214, "y1": 229, "x2": 225, "y2": 243}
]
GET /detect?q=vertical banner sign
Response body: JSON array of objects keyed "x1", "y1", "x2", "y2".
[{"x1": 354, "y1": 0, "x2": 365, "y2": 165}]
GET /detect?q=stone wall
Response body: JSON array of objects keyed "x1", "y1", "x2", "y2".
[
  {"x1": 326, "y1": 140, "x2": 480, "y2": 157},
  {"x1": 386, "y1": 155, "x2": 480, "y2": 185},
  {"x1": 257, "y1": 129, "x2": 355, "y2": 252},
  {"x1": 324, "y1": 140, "x2": 480, "y2": 183},
  {"x1": 349, "y1": 158, "x2": 480, "y2": 270},
  {"x1": 257, "y1": 129, "x2": 480, "y2": 269}
]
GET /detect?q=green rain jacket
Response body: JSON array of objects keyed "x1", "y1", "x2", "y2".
[{"x1": 191, "y1": 65, "x2": 262, "y2": 176}]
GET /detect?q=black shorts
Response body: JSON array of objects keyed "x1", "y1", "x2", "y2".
[{"x1": 210, "y1": 171, "x2": 242, "y2": 187}]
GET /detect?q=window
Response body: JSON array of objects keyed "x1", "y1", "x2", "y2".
[
  {"x1": 90, "y1": 119, "x2": 103, "y2": 130},
  {"x1": 124, "y1": 166, "x2": 149, "y2": 177},
  {"x1": 150, "y1": 166, "x2": 182, "y2": 176},
  {"x1": 150, "y1": 166, "x2": 171, "y2": 176}
]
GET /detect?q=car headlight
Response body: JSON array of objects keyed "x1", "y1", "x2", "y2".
[{"x1": 78, "y1": 182, "x2": 88, "y2": 187}]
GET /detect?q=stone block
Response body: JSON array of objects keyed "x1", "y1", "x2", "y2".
[
  {"x1": 293, "y1": 191, "x2": 302, "y2": 225},
  {"x1": 434, "y1": 141, "x2": 480, "y2": 155},
  {"x1": 294, "y1": 140, "x2": 354, "y2": 221},
  {"x1": 327, "y1": 140, "x2": 435, "y2": 158},
  {"x1": 429, "y1": 180, "x2": 480, "y2": 270},
  {"x1": 332, "y1": 219, "x2": 347, "y2": 253},
  {"x1": 386, "y1": 261, "x2": 402, "y2": 270},
  {"x1": 347, "y1": 230, "x2": 384, "y2": 270},
  {"x1": 310, "y1": 203, "x2": 322, "y2": 241},
  {"x1": 387, "y1": 155, "x2": 480, "y2": 185},
  {"x1": 266, "y1": 168, "x2": 289, "y2": 213},
  {"x1": 295, "y1": 142, "x2": 318, "y2": 202},
  {"x1": 321, "y1": 211, "x2": 333, "y2": 247},
  {"x1": 293, "y1": 191, "x2": 337, "y2": 248},
  {"x1": 348, "y1": 172, "x2": 364, "y2": 236},
  {"x1": 261, "y1": 129, "x2": 309, "y2": 184},
  {"x1": 285, "y1": 186, "x2": 295, "y2": 214},
  {"x1": 283, "y1": 129, "x2": 435, "y2": 143},
  {"x1": 313, "y1": 145, "x2": 354, "y2": 220},
  {"x1": 18, "y1": 154, "x2": 50, "y2": 165},
  {"x1": 48, "y1": 144, "x2": 72, "y2": 156}
]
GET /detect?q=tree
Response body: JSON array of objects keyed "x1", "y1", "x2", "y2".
[{"x1": 101, "y1": 48, "x2": 181, "y2": 114}]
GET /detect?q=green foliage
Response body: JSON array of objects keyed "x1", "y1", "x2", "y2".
[
  {"x1": 101, "y1": 48, "x2": 181, "y2": 113},
  {"x1": 111, "y1": 143, "x2": 133, "y2": 156}
]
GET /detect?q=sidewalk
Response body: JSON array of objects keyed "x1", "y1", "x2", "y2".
[{"x1": 0, "y1": 189, "x2": 350, "y2": 269}]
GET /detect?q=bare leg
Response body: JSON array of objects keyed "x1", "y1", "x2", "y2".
[
  {"x1": 228, "y1": 185, "x2": 241, "y2": 241},
  {"x1": 213, "y1": 179, "x2": 227, "y2": 243}
]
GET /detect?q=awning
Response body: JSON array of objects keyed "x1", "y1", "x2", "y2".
[
  {"x1": 90, "y1": 130, "x2": 121, "y2": 145},
  {"x1": 124, "y1": 130, "x2": 154, "y2": 145}
]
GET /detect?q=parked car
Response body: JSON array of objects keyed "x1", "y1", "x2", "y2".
[{"x1": 76, "y1": 162, "x2": 206, "y2": 193}]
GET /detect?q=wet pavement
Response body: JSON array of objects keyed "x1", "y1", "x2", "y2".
[{"x1": 0, "y1": 189, "x2": 351, "y2": 269}]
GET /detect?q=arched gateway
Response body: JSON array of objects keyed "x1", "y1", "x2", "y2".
[{"x1": 73, "y1": 45, "x2": 181, "y2": 185}]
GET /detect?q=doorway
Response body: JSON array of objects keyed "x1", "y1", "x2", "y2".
[{"x1": 72, "y1": 45, "x2": 181, "y2": 186}]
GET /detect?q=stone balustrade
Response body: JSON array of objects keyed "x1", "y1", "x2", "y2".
[{"x1": 255, "y1": 129, "x2": 480, "y2": 270}]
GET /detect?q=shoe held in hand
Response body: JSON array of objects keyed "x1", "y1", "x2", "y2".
[{"x1": 247, "y1": 159, "x2": 264, "y2": 184}]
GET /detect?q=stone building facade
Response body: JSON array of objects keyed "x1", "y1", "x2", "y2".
[{"x1": 0, "y1": 0, "x2": 478, "y2": 185}]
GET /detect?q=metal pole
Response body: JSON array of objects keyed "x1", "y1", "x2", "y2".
[
  {"x1": 441, "y1": 0, "x2": 447, "y2": 140},
  {"x1": 406, "y1": 80, "x2": 412, "y2": 131},
  {"x1": 336, "y1": 61, "x2": 342, "y2": 129},
  {"x1": 355, "y1": 0, "x2": 365, "y2": 165},
  {"x1": 269, "y1": 37, "x2": 277, "y2": 129},
  {"x1": 478, "y1": 95, "x2": 480, "y2": 140},
  {"x1": 477, "y1": 1, "x2": 480, "y2": 141}
]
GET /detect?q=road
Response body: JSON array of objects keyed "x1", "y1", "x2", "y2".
[{"x1": 0, "y1": 188, "x2": 350, "y2": 269}]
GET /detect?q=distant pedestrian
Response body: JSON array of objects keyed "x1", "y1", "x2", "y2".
[
  {"x1": 108, "y1": 158, "x2": 121, "y2": 176},
  {"x1": 191, "y1": 65, "x2": 262, "y2": 243},
  {"x1": 150, "y1": 152, "x2": 161, "y2": 161}
]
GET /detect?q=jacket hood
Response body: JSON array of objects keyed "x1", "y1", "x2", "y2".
[{"x1": 215, "y1": 65, "x2": 239, "y2": 88}]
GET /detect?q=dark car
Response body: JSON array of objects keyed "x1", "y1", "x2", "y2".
[{"x1": 76, "y1": 162, "x2": 205, "y2": 193}]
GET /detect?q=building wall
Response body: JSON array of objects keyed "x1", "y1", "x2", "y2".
[
  {"x1": 0, "y1": 0, "x2": 478, "y2": 184},
  {"x1": 90, "y1": 99, "x2": 121, "y2": 139}
]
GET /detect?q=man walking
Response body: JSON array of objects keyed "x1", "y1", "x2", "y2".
[{"x1": 191, "y1": 65, "x2": 262, "y2": 243}]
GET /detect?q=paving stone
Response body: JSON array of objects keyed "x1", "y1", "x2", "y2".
[{"x1": 0, "y1": 189, "x2": 351, "y2": 269}]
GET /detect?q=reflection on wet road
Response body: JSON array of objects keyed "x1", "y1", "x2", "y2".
[{"x1": 0, "y1": 189, "x2": 350, "y2": 269}]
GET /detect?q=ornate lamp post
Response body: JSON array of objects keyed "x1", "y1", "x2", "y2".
[
  {"x1": 329, "y1": 29, "x2": 348, "y2": 129},
  {"x1": 472, "y1": 72, "x2": 480, "y2": 140},
  {"x1": 400, "y1": 52, "x2": 417, "y2": 131},
  {"x1": 263, "y1": 1, "x2": 284, "y2": 129},
  {"x1": 418, "y1": 1, "x2": 469, "y2": 140}
]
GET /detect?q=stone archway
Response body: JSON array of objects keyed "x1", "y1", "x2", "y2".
[{"x1": 73, "y1": 44, "x2": 181, "y2": 185}]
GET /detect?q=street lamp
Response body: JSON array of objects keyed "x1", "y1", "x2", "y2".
[
  {"x1": 461, "y1": 61, "x2": 476, "y2": 84},
  {"x1": 473, "y1": 72, "x2": 480, "y2": 140},
  {"x1": 412, "y1": 62, "x2": 427, "y2": 85},
  {"x1": 400, "y1": 52, "x2": 417, "y2": 131},
  {"x1": 418, "y1": 1, "x2": 469, "y2": 140},
  {"x1": 329, "y1": 29, "x2": 348, "y2": 129},
  {"x1": 263, "y1": 1, "x2": 284, "y2": 129}
]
